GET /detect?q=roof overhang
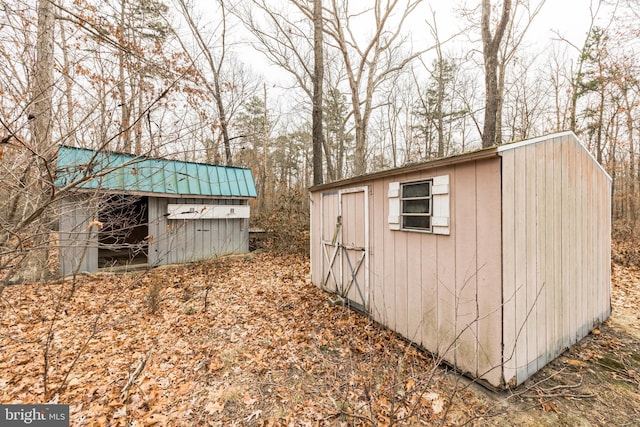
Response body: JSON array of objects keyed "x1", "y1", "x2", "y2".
[
  {"x1": 497, "y1": 130, "x2": 612, "y2": 182},
  {"x1": 63, "y1": 187, "x2": 254, "y2": 200},
  {"x1": 56, "y1": 145, "x2": 258, "y2": 198},
  {"x1": 309, "y1": 146, "x2": 499, "y2": 192},
  {"x1": 310, "y1": 131, "x2": 612, "y2": 192}
]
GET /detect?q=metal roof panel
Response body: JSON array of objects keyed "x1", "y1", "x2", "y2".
[{"x1": 55, "y1": 146, "x2": 257, "y2": 198}]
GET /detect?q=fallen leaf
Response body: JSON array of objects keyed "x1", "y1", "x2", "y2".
[
  {"x1": 204, "y1": 400, "x2": 225, "y2": 414},
  {"x1": 566, "y1": 359, "x2": 587, "y2": 367},
  {"x1": 142, "y1": 413, "x2": 167, "y2": 426}
]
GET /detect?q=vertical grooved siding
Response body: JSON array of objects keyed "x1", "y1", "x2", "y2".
[
  {"x1": 475, "y1": 159, "x2": 504, "y2": 386},
  {"x1": 454, "y1": 161, "x2": 479, "y2": 374},
  {"x1": 310, "y1": 157, "x2": 504, "y2": 387},
  {"x1": 500, "y1": 133, "x2": 611, "y2": 386},
  {"x1": 148, "y1": 197, "x2": 248, "y2": 267},
  {"x1": 314, "y1": 192, "x2": 339, "y2": 293},
  {"x1": 310, "y1": 132, "x2": 611, "y2": 389},
  {"x1": 58, "y1": 195, "x2": 99, "y2": 275},
  {"x1": 341, "y1": 190, "x2": 368, "y2": 308}
]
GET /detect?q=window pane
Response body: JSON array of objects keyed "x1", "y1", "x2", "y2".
[
  {"x1": 402, "y1": 182, "x2": 430, "y2": 198},
  {"x1": 403, "y1": 216, "x2": 431, "y2": 230},
  {"x1": 402, "y1": 199, "x2": 430, "y2": 214}
]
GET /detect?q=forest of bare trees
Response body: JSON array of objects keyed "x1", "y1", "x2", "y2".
[{"x1": 1, "y1": 0, "x2": 640, "y2": 283}]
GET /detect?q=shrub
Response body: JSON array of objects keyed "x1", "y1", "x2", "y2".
[{"x1": 252, "y1": 187, "x2": 309, "y2": 256}]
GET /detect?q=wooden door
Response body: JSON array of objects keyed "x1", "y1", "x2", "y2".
[{"x1": 320, "y1": 187, "x2": 369, "y2": 312}]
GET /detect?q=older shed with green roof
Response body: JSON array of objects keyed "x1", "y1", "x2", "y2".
[{"x1": 56, "y1": 146, "x2": 257, "y2": 274}]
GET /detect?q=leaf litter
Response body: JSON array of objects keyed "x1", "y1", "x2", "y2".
[{"x1": 1, "y1": 250, "x2": 639, "y2": 425}]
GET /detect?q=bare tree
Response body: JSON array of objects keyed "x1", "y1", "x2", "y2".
[
  {"x1": 238, "y1": 0, "x2": 326, "y2": 182},
  {"x1": 174, "y1": 0, "x2": 237, "y2": 165},
  {"x1": 495, "y1": 0, "x2": 545, "y2": 144},
  {"x1": 564, "y1": 0, "x2": 604, "y2": 133},
  {"x1": 312, "y1": 0, "x2": 324, "y2": 185},
  {"x1": 17, "y1": 0, "x2": 58, "y2": 282},
  {"x1": 375, "y1": 70, "x2": 418, "y2": 167},
  {"x1": 425, "y1": 12, "x2": 447, "y2": 157},
  {"x1": 503, "y1": 54, "x2": 552, "y2": 140},
  {"x1": 481, "y1": 0, "x2": 512, "y2": 147},
  {"x1": 419, "y1": 11, "x2": 472, "y2": 158},
  {"x1": 324, "y1": 0, "x2": 423, "y2": 175},
  {"x1": 239, "y1": 1, "x2": 314, "y2": 96},
  {"x1": 617, "y1": 58, "x2": 640, "y2": 228}
]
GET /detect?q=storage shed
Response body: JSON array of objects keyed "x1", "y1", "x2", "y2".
[
  {"x1": 309, "y1": 131, "x2": 611, "y2": 389},
  {"x1": 56, "y1": 146, "x2": 257, "y2": 274}
]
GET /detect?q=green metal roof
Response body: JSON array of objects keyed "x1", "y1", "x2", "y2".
[{"x1": 55, "y1": 145, "x2": 257, "y2": 198}]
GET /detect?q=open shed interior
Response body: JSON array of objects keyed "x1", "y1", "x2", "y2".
[{"x1": 97, "y1": 195, "x2": 148, "y2": 268}]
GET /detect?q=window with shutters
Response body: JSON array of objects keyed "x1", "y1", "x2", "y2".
[
  {"x1": 400, "y1": 180, "x2": 432, "y2": 231},
  {"x1": 388, "y1": 175, "x2": 449, "y2": 235}
]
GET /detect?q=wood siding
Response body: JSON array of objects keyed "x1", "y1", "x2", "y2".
[
  {"x1": 311, "y1": 157, "x2": 504, "y2": 387},
  {"x1": 58, "y1": 195, "x2": 99, "y2": 275},
  {"x1": 310, "y1": 131, "x2": 611, "y2": 389},
  {"x1": 148, "y1": 197, "x2": 248, "y2": 266},
  {"x1": 313, "y1": 189, "x2": 369, "y2": 311},
  {"x1": 500, "y1": 133, "x2": 612, "y2": 386},
  {"x1": 316, "y1": 191, "x2": 339, "y2": 293},
  {"x1": 60, "y1": 196, "x2": 249, "y2": 274}
]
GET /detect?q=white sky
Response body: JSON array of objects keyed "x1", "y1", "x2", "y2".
[
  {"x1": 185, "y1": 0, "x2": 616, "y2": 104},
  {"x1": 406, "y1": 0, "x2": 599, "y2": 54},
  {"x1": 233, "y1": 1, "x2": 603, "y2": 74}
]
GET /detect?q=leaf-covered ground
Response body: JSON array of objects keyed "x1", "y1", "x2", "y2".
[{"x1": 1, "y1": 252, "x2": 639, "y2": 426}]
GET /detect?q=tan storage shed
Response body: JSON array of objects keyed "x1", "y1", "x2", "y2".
[{"x1": 309, "y1": 131, "x2": 611, "y2": 389}]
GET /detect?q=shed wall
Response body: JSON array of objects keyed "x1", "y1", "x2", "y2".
[
  {"x1": 311, "y1": 157, "x2": 504, "y2": 387},
  {"x1": 58, "y1": 195, "x2": 99, "y2": 275},
  {"x1": 500, "y1": 133, "x2": 612, "y2": 386},
  {"x1": 148, "y1": 197, "x2": 248, "y2": 266}
]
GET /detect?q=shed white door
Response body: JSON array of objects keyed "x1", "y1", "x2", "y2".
[{"x1": 320, "y1": 187, "x2": 369, "y2": 312}]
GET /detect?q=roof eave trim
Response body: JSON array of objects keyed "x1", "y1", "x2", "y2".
[
  {"x1": 497, "y1": 130, "x2": 612, "y2": 182},
  {"x1": 496, "y1": 130, "x2": 575, "y2": 152},
  {"x1": 309, "y1": 147, "x2": 499, "y2": 192},
  {"x1": 62, "y1": 188, "x2": 256, "y2": 199}
]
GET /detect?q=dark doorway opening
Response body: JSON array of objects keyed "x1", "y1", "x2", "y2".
[{"x1": 97, "y1": 195, "x2": 148, "y2": 268}]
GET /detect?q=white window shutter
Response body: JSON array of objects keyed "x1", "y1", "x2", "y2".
[
  {"x1": 388, "y1": 181, "x2": 400, "y2": 230},
  {"x1": 432, "y1": 175, "x2": 449, "y2": 195},
  {"x1": 432, "y1": 175, "x2": 450, "y2": 235},
  {"x1": 388, "y1": 181, "x2": 400, "y2": 197}
]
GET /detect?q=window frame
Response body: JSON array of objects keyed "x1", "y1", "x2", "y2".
[{"x1": 400, "y1": 179, "x2": 433, "y2": 232}]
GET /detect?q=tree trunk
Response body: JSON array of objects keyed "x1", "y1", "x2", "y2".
[
  {"x1": 337, "y1": 118, "x2": 346, "y2": 179},
  {"x1": 59, "y1": 21, "x2": 75, "y2": 145},
  {"x1": 496, "y1": 59, "x2": 506, "y2": 144},
  {"x1": 624, "y1": 90, "x2": 636, "y2": 229},
  {"x1": 119, "y1": 0, "x2": 131, "y2": 152},
  {"x1": 260, "y1": 84, "x2": 268, "y2": 210},
  {"x1": 596, "y1": 89, "x2": 605, "y2": 163},
  {"x1": 135, "y1": 74, "x2": 143, "y2": 155},
  {"x1": 481, "y1": 0, "x2": 511, "y2": 148},
  {"x1": 32, "y1": 0, "x2": 54, "y2": 152},
  {"x1": 312, "y1": 0, "x2": 324, "y2": 185},
  {"x1": 213, "y1": 81, "x2": 232, "y2": 166},
  {"x1": 24, "y1": 0, "x2": 56, "y2": 282},
  {"x1": 321, "y1": 130, "x2": 336, "y2": 181},
  {"x1": 353, "y1": 118, "x2": 366, "y2": 175},
  {"x1": 430, "y1": 20, "x2": 445, "y2": 158}
]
